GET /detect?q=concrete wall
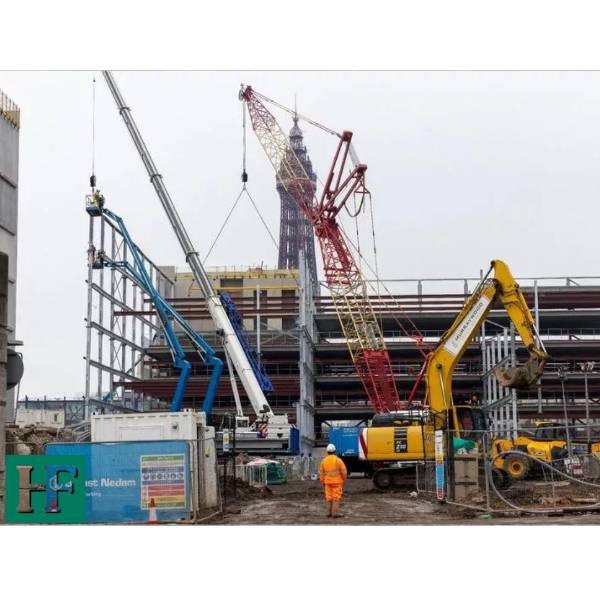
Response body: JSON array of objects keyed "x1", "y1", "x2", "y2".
[
  {"x1": 15, "y1": 408, "x2": 65, "y2": 429},
  {"x1": 0, "y1": 104, "x2": 19, "y2": 422},
  {"x1": 0, "y1": 113, "x2": 18, "y2": 339}
]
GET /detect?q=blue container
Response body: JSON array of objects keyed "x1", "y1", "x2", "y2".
[
  {"x1": 328, "y1": 426, "x2": 363, "y2": 457},
  {"x1": 46, "y1": 440, "x2": 191, "y2": 523}
]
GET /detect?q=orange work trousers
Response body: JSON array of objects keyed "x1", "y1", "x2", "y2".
[{"x1": 324, "y1": 483, "x2": 343, "y2": 501}]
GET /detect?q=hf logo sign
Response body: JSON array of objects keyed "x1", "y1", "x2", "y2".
[{"x1": 5, "y1": 455, "x2": 86, "y2": 523}]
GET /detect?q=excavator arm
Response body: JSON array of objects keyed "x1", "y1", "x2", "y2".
[
  {"x1": 491, "y1": 260, "x2": 548, "y2": 388},
  {"x1": 426, "y1": 260, "x2": 548, "y2": 430}
]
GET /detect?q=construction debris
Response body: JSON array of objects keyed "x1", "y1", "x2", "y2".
[{"x1": 6, "y1": 424, "x2": 75, "y2": 454}]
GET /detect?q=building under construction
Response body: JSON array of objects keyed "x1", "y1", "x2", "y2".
[
  {"x1": 71, "y1": 90, "x2": 600, "y2": 453},
  {"x1": 9, "y1": 71, "x2": 600, "y2": 525},
  {"x1": 81, "y1": 252, "x2": 600, "y2": 446}
]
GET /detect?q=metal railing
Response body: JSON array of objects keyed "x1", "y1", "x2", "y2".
[
  {"x1": 278, "y1": 455, "x2": 318, "y2": 481},
  {"x1": 235, "y1": 463, "x2": 268, "y2": 487}
]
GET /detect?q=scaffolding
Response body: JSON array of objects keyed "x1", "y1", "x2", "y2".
[
  {"x1": 297, "y1": 250, "x2": 316, "y2": 454},
  {"x1": 84, "y1": 211, "x2": 174, "y2": 418},
  {"x1": 481, "y1": 324, "x2": 518, "y2": 437}
]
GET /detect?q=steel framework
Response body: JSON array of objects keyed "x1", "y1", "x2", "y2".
[
  {"x1": 84, "y1": 211, "x2": 173, "y2": 417},
  {"x1": 241, "y1": 86, "x2": 401, "y2": 413}
]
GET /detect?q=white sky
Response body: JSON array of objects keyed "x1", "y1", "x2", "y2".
[{"x1": 1, "y1": 71, "x2": 599, "y2": 397}]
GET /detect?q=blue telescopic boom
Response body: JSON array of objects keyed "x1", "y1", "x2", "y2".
[{"x1": 87, "y1": 197, "x2": 223, "y2": 413}]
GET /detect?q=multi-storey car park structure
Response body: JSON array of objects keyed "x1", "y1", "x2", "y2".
[
  {"x1": 84, "y1": 259, "x2": 600, "y2": 448},
  {"x1": 21, "y1": 258, "x2": 599, "y2": 444}
]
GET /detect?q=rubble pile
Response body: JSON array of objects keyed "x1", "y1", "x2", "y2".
[{"x1": 6, "y1": 424, "x2": 75, "y2": 455}]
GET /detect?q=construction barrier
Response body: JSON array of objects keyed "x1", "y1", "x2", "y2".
[
  {"x1": 1, "y1": 431, "x2": 219, "y2": 524},
  {"x1": 278, "y1": 455, "x2": 317, "y2": 481},
  {"x1": 416, "y1": 425, "x2": 600, "y2": 515},
  {"x1": 235, "y1": 463, "x2": 268, "y2": 488}
]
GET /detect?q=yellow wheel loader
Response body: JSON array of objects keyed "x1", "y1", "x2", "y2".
[{"x1": 493, "y1": 421, "x2": 600, "y2": 481}]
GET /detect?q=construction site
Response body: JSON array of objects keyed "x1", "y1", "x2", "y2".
[{"x1": 2, "y1": 71, "x2": 600, "y2": 526}]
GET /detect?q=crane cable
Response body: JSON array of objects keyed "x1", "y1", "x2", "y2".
[
  {"x1": 204, "y1": 104, "x2": 302, "y2": 295},
  {"x1": 368, "y1": 193, "x2": 381, "y2": 297},
  {"x1": 351, "y1": 192, "x2": 362, "y2": 271},
  {"x1": 254, "y1": 89, "x2": 367, "y2": 167},
  {"x1": 243, "y1": 187, "x2": 281, "y2": 254},
  {"x1": 338, "y1": 223, "x2": 430, "y2": 357},
  {"x1": 251, "y1": 88, "x2": 339, "y2": 138},
  {"x1": 203, "y1": 188, "x2": 245, "y2": 263},
  {"x1": 242, "y1": 101, "x2": 248, "y2": 184},
  {"x1": 252, "y1": 88, "x2": 430, "y2": 355},
  {"x1": 90, "y1": 74, "x2": 97, "y2": 190}
]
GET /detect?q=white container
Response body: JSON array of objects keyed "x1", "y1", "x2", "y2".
[{"x1": 91, "y1": 409, "x2": 206, "y2": 442}]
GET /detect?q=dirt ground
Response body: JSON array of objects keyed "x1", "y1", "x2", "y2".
[{"x1": 210, "y1": 476, "x2": 600, "y2": 525}]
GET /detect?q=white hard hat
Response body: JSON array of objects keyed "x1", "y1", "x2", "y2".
[{"x1": 326, "y1": 443, "x2": 336, "y2": 453}]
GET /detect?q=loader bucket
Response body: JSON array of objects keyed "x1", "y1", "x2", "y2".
[{"x1": 494, "y1": 355, "x2": 546, "y2": 389}]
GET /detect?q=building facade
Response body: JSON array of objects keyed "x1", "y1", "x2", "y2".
[{"x1": 0, "y1": 90, "x2": 20, "y2": 421}]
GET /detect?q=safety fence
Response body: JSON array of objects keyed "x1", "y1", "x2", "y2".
[
  {"x1": 278, "y1": 455, "x2": 318, "y2": 481},
  {"x1": 221, "y1": 455, "x2": 318, "y2": 488},
  {"x1": 416, "y1": 425, "x2": 600, "y2": 515},
  {"x1": 235, "y1": 463, "x2": 268, "y2": 487}
]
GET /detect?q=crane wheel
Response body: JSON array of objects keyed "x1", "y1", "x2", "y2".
[
  {"x1": 491, "y1": 467, "x2": 511, "y2": 490},
  {"x1": 373, "y1": 470, "x2": 393, "y2": 491},
  {"x1": 503, "y1": 453, "x2": 530, "y2": 480}
]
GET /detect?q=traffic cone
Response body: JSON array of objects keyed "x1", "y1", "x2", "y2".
[{"x1": 148, "y1": 498, "x2": 158, "y2": 524}]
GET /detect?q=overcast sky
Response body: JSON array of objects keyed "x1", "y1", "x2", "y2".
[{"x1": 1, "y1": 71, "x2": 599, "y2": 397}]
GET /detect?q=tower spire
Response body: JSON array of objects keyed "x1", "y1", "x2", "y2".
[
  {"x1": 294, "y1": 93, "x2": 298, "y2": 124},
  {"x1": 275, "y1": 110, "x2": 318, "y2": 283}
]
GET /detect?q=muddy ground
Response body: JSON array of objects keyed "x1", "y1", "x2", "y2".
[{"x1": 210, "y1": 476, "x2": 600, "y2": 525}]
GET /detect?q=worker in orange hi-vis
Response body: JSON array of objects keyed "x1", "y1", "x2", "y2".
[{"x1": 319, "y1": 444, "x2": 348, "y2": 518}]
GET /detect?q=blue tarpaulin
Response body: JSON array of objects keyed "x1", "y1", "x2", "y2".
[{"x1": 46, "y1": 441, "x2": 191, "y2": 523}]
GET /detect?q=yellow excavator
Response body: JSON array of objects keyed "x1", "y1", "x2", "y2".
[{"x1": 358, "y1": 260, "x2": 549, "y2": 490}]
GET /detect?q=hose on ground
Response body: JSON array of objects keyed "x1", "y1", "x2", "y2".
[{"x1": 487, "y1": 450, "x2": 600, "y2": 514}]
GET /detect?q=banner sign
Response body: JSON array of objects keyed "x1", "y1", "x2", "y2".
[{"x1": 46, "y1": 440, "x2": 190, "y2": 523}]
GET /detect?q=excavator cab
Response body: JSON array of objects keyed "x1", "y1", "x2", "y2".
[{"x1": 453, "y1": 405, "x2": 487, "y2": 449}]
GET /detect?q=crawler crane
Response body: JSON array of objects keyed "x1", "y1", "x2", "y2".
[{"x1": 240, "y1": 85, "x2": 402, "y2": 414}]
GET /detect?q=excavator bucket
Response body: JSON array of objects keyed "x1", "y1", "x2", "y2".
[{"x1": 494, "y1": 355, "x2": 546, "y2": 389}]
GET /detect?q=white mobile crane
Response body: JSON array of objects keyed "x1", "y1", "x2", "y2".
[{"x1": 101, "y1": 71, "x2": 295, "y2": 451}]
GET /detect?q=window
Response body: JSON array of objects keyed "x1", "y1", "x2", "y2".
[{"x1": 220, "y1": 278, "x2": 243, "y2": 290}]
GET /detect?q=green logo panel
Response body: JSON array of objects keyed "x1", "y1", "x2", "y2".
[{"x1": 5, "y1": 455, "x2": 86, "y2": 523}]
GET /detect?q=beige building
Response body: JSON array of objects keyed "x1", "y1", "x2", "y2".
[{"x1": 159, "y1": 265, "x2": 300, "y2": 334}]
